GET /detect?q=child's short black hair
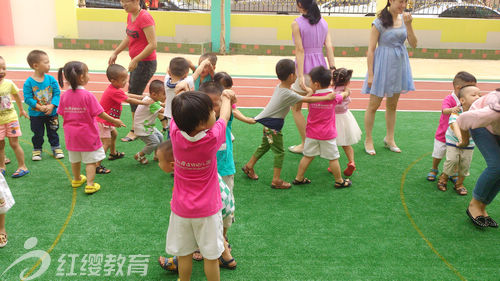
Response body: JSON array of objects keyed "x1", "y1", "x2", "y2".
[
  {"x1": 332, "y1": 68, "x2": 353, "y2": 87},
  {"x1": 169, "y1": 57, "x2": 190, "y2": 77},
  {"x1": 309, "y1": 66, "x2": 332, "y2": 88},
  {"x1": 172, "y1": 91, "x2": 214, "y2": 134},
  {"x1": 199, "y1": 81, "x2": 224, "y2": 96},
  {"x1": 149, "y1": 79, "x2": 165, "y2": 94},
  {"x1": 106, "y1": 64, "x2": 126, "y2": 82},
  {"x1": 200, "y1": 53, "x2": 218, "y2": 65},
  {"x1": 275, "y1": 59, "x2": 295, "y2": 81},
  {"x1": 214, "y1": 72, "x2": 233, "y2": 89},
  {"x1": 453, "y1": 71, "x2": 476, "y2": 87},
  {"x1": 27, "y1": 50, "x2": 48, "y2": 68}
]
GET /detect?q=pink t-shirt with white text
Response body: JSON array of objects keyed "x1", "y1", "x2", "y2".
[
  {"x1": 127, "y1": 9, "x2": 156, "y2": 61},
  {"x1": 435, "y1": 92, "x2": 460, "y2": 143},
  {"x1": 57, "y1": 88, "x2": 104, "y2": 151},
  {"x1": 306, "y1": 89, "x2": 343, "y2": 140},
  {"x1": 170, "y1": 119, "x2": 227, "y2": 218}
]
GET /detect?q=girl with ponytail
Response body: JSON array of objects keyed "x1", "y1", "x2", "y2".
[
  {"x1": 57, "y1": 61, "x2": 125, "y2": 195},
  {"x1": 361, "y1": 0, "x2": 417, "y2": 155},
  {"x1": 289, "y1": 0, "x2": 336, "y2": 154}
]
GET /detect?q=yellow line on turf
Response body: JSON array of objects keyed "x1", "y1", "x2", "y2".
[
  {"x1": 18, "y1": 140, "x2": 77, "y2": 281},
  {"x1": 400, "y1": 152, "x2": 466, "y2": 281}
]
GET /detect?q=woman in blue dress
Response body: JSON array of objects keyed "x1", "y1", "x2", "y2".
[{"x1": 362, "y1": 0, "x2": 417, "y2": 155}]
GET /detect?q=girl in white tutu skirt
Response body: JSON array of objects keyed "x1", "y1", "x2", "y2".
[{"x1": 330, "y1": 68, "x2": 362, "y2": 176}]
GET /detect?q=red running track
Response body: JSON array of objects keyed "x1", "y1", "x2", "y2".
[{"x1": 7, "y1": 70, "x2": 499, "y2": 111}]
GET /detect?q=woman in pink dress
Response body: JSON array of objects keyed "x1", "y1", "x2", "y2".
[{"x1": 289, "y1": 0, "x2": 336, "y2": 154}]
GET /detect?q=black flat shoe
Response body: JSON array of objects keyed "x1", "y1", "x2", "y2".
[
  {"x1": 466, "y1": 209, "x2": 488, "y2": 228},
  {"x1": 485, "y1": 216, "x2": 499, "y2": 228}
]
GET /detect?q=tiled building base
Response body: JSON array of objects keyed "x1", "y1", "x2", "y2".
[{"x1": 54, "y1": 38, "x2": 500, "y2": 60}]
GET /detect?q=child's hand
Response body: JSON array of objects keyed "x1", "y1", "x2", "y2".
[
  {"x1": 451, "y1": 105, "x2": 461, "y2": 114},
  {"x1": 326, "y1": 92, "x2": 336, "y2": 100},
  {"x1": 222, "y1": 89, "x2": 237, "y2": 104},
  {"x1": 245, "y1": 117, "x2": 256, "y2": 124},
  {"x1": 305, "y1": 87, "x2": 314, "y2": 96},
  {"x1": 343, "y1": 88, "x2": 351, "y2": 98},
  {"x1": 44, "y1": 104, "x2": 55, "y2": 115},
  {"x1": 19, "y1": 110, "x2": 29, "y2": 119},
  {"x1": 175, "y1": 81, "x2": 190, "y2": 95},
  {"x1": 112, "y1": 118, "x2": 126, "y2": 128}
]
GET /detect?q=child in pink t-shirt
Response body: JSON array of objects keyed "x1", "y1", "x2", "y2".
[
  {"x1": 166, "y1": 90, "x2": 235, "y2": 281},
  {"x1": 427, "y1": 71, "x2": 476, "y2": 182},
  {"x1": 57, "y1": 61, "x2": 124, "y2": 194},
  {"x1": 293, "y1": 66, "x2": 351, "y2": 188}
]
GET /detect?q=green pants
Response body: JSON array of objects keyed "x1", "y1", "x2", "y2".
[{"x1": 253, "y1": 127, "x2": 284, "y2": 169}]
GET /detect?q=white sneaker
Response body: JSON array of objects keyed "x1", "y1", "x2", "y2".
[
  {"x1": 53, "y1": 148, "x2": 65, "y2": 159},
  {"x1": 32, "y1": 150, "x2": 42, "y2": 161}
]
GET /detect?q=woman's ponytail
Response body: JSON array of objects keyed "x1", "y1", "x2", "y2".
[
  {"x1": 378, "y1": 0, "x2": 393, "y2": 28},
  {"x1": 297, "y1": 0, "x2": 322, "y2": 25}
]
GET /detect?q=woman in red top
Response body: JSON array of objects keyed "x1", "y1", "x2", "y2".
[{"x1": 109, "y1": 0, "x2": 157, "y2": 142}]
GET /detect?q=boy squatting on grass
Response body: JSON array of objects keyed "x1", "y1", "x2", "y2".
[
  {"x1": 23, "y1": 50, "x2": 64, "y2": 161},
  {"x1": 0, "y1": 56, "x2": 30, "y2": 178},
  {"x1": 157, "y1": 140, "x2": 237, "y2": 273},
  {"x1": 165, "y1": 90, "x2": 235, "y2": 281},
  {"x1": 437, "y1": 85, "x2": 481, "y2": 195},
  {"x1": 241, "y1": 59, "x2": 337, "y2": 189},
  {"x1": 95, "y1": 64, "x2": 151, "y2": 174},
  {"x1": 427, "y1": 71, "x2": 477, "y2": 182}
]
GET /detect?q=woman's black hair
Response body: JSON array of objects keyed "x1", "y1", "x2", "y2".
[
  {"x1": 378, "y1": 0, "x2": 393, "y2": 28},
  {"x1": 297, "y1": 0, "x2": 321, "y2": 25},
  {"x1": 58, "y1": 61, "x2": 87, "y2": 90},
  {"x1": 332, "y1": 68, "x2": 353, "y2": 87},
  {"x1": 140, "y1": 0, "x2": 147, "y2": 9}
]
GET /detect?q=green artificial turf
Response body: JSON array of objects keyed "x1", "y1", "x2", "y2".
[{"x1": 0, "y1": 107, "x2": 497, "y2": 281}]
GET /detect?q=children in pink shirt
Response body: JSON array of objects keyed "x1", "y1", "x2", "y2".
[
  {"x1": 427, "y1": 71, "x2": 476, "y2": 182},
  {"x1": 166, "y1": 90, "x2": 235, "y2": 281},
  {"x1": 293, "y1": 66, "x2": 351, "y2": 188},
  {"x1": 57, "y1": 61, "x2": 124, "y2": 194}
]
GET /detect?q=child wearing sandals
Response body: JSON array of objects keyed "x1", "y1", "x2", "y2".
[
  {"x1": 437, "y1": 85, "x2": 481, "y2": 195},
  {"x1": 157, "y1": 140, "x2": 236, "y2": 273},
  {"x1": 328, "y1": 67, "x2": 361, "y2": 177},
  {"x1": 133, "y1": 80, "x2": 165, "y2": 164},
  {"x1": 0, "y1": 56, "x2": 30, "y2": 178},
  {"x1": 165, "y1": 90, "x2": 235, "y2": 281},
  {"x1": 242, "y1": 59, "x2": 336, "y2": 189},
  {"x1": 96, "y1": 64, "x2": 150, "y2": 173},
  {"x1": 0, "y1": 173, "x2": 15, "y2": 248},
  {"x1": 57, "y1": 61, "x2": 124, "y2": 194},
  {"x1": 427, "y1": 71, "x2": 476, "y2": 182},
  {"x1": 293, "y1": 66, "x2": 352, "y2": 188}
]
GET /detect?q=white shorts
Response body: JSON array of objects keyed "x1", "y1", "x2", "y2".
[
  {"x1": 432, "y1": 139, "x2": 447, "y2": 159},
  {"x1": 303, "y1": 137, "x2": 340, "y2": 160},
  {"x1": 166, "y1": 211, "x2": 224, "y2": 260},
  {"x1": 68, "y1": 147, "x2": 106, "y2": 164}
]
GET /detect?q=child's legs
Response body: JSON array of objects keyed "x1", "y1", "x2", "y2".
[
  {"x1": 8, "y1": 137, "x2": 26, "y2": 169},
  {"x1": 0, "y1": 214, "x2": 5, "y2": 233},
  {"x1": 46, "y1": 115, "x2": 61, "y2": 149},
  {"x1": 342, "y1": 145, "x2": 354, "y2": 164},
  {"x1": 442, "y1": 146, "x2": 459, "y2": 177},
  {"x1": 109, "y1": 128, "x2": 118, "y2": 154},
  {"x1": 85, "y1": 163, "x2": 97, "y2": 186},
  {"x1": 431, "y1": 139, "x2": 446, "y2": 170},
  {"x1": 177, "y1": 255, "x2": 193, "y2": 281},
  {"x1": 222, "y1": 175, "x2": 235, "y2": 229},
  {"x1": 269, "y1": 132, "x2": 285, "y2": 181},
  {"x1": 295, "y1": 156, "x2": 314, "y2": 180},
  {"x1": 29, "y1": 116, "x2": 45, "y2": 150},
  {"x1": 203, "y1": 258, "x2": 220, "y2": 281},
  {"x1": 328, "y1": 159, "x2": 343, "y2": 182},
  {"x1": 455, "y1": 149, "x2": 473, "y2": 187},
  {"x1": 248, "y1": 130, "x2": 271, "y2": 168},
  {"x1": 0, "y1": 140, "x2": 5, "y2": 170},
  {"x1": 70, "y1": 161, "x2": 82, "y2": 181},
  {"x1": 81, "y1": 148, "x2": 105, "y2": 185}
]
